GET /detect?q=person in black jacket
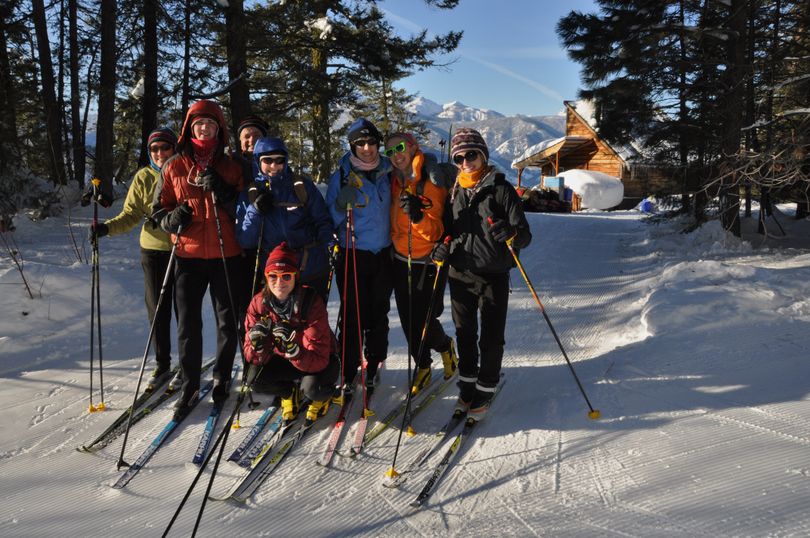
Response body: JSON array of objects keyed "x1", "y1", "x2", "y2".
[{"x1": 431, "y1": 128, "x2": 531, "y2": 420}]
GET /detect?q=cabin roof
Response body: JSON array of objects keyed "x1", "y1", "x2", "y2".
[{"x1": 512, "y1": 100, "x2": 638, "y2": 170}]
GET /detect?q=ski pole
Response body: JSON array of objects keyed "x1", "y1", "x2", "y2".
[
  {"x1": 385, "y1": 236, "x2": 450, "y2": 481},
  {"x1": 491, "y1": 218, "x2": 600, "y2": 420},
  {"x1": 337, "y1": 214, "x2": 352, "y2": 401},
  {"x1": 210, "y1": 193, "x2": 254, "y2": 422},
  {"x1": 250, "y1": 219, "x2": 265, "y2": 299},
  {"x1": 88, "y1": 177, "x2": 106, "y2": 412},
  {"x1": 347, "y1": 209, "x2": 371, "y2": 417},
  {"x1": 116, "y1": 227, "x2": 182, "y2": 470},
  {"x1": 162, "y1": 192, "x2": 253, "y2": 535},
  {"x1": 249, "y1": 177, "x2": 269, "y2": 299},
  {"x1": 325, "y1": 239, "x2": 339, "y2": 302},
  {"x1": 162, "y1": 365, "x2": 263, "y2": 538}
]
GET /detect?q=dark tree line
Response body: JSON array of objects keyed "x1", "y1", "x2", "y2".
[
  {"x1": 558, "y1": 0, "x2": 809, "y2": 235},
  {"x1": 0, "y1": 0, "x2": 461, "y2": 222}
]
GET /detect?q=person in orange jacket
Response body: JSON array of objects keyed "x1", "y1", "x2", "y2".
[
  {"x1": 153, "y1": 100, "x2": 244, "y2": 419},
  {"x1": 385, "y1": 132, "x2": 458, "y2": 396}
]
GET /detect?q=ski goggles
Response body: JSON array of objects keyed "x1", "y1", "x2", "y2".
[
  {"x1": 383, "y1": 141, "x2": 407, "y2": 157},
  {"x1": 453, "y1": 151, "x2": 481, "y2": 165},
  {"x1": 265, "y1": 272, "x2": 295, "y2": 282},
  {"x1": 259, "y1": 155, "x2": 287, "y2": 165}
]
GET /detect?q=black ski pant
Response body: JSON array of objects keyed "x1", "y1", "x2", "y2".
[
  {"x1": 252, "y1": 353, "x2": 340, "y2": 402},
  {"x1": 174, "y1": 256, "x2": 241, "y2": 403},
  {"x1": 392, "y1": 257, "x2": 451, "y2": 369},
  {"x1": 335, "y1": 246, "x2": 393, "y2": 386},
  {"x1": 140, "y1": 248, "x2": 175, "y2": 369},
  {"x1": 448, "y1": 267, "x2": 510, "y2": 390}
]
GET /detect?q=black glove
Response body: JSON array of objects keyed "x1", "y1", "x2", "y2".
[
  {"x1": 80, "y1": 187, "x2": 113, "y2": 208},
  {"x1": 164, "y1": 202, "x2": 193, "y2": 232},
  {"x1": 248, "y1": 320, "x2": 272, "y2": 353},
  {"x1": 197, "y1": 167, "x2": 222, "y2": 192},
  {"x1": 431, "y1": 237, "x2": 451, "y2": 263},
  {"x1": 335, "y1": 185, "x2": 358, "y2": 210},
  {"x1": 489, "y1": 218, "x2": 516, "y2": 243},
  {"x1": 272, "y1": 322, "x2": 300, "y2": 359},
  {"x1": 88, "y1": 222, "x2": 109, "y2": 242},
  {"x1": 254, "y1": 191, "x2": 274, "y2": 215},
  {"x1": 399, "y1": 192, "x2": 424, "y2": 223}
]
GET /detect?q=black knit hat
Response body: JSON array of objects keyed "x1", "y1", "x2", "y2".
[
  {"x1": 237, "y1": 115, "x2": 269, "y2": 137},
  {"x1": 450, "y1": 128, "x2": 489, "y2": 162},
  {"x1": 347, "y1": 118, "x2": 382, "y2": 145}
]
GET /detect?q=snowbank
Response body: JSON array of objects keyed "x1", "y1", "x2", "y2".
[{"x1": 559, "y1": 169, "x2": 624, "y2": 209}]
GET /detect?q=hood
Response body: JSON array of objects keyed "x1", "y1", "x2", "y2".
[
  {"x1": 177, "y1": 100, "x2": 230, "y2": 154},
  {"x1": 253, "y1": 137, "x2": 290, "y2": 179}
]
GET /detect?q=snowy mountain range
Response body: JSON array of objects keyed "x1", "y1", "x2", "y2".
[{"x1": 404, "y1": 97, "x2": 565, "y2": 179}]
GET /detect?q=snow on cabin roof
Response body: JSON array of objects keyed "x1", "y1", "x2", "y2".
[
  {"x1": 511, "y1": 136, "x2": 565, "y2": 167},
  {"x1": 566, "y1": 100, "x2": 640, "y2": 162}
]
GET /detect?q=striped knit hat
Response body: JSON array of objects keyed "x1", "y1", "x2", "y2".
[
  {"x1": 147, "y1": 128, "x2": 177, "y2": 149},
  {"x1": 450, "y1": 128, "x2": 489, "y2": 162}
]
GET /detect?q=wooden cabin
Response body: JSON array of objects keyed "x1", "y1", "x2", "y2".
[{"x1": 512, "y1": 101, "x2": 681, "y2": 209}]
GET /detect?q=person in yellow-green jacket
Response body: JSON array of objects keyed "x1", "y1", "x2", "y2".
[{"x1": 88, "y1": 127, "x2": 179, "y2": 391}]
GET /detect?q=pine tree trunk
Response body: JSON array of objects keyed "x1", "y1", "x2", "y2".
[
  {"x1": 57, "y1": 0, "x2": 72, "y2": 184},
  {"x1": 139, "y1": 0, "x2": 158, "y2": 167},
  {"x1": 310, "y1": 0, "x2": 331, "y2": 183},
  {"x1": 68, "y1": 0, "x2": 84, "y2": 187},
  {"x1": 94, "y1": 0, "x2": 116, "y2": 189},
  {"x1": 0, "y1": 4, "x2": 21, "y2": 173},
  {"x1": 719, "y1": 0, "x2": 746, "y2": 237},
  {"x1": 181, "y1": 0, "x2": 191, "y2": 118},
  {"x1": 31, "y1": 0, "x2": 67, "y2": 185},
  {"x1": 225, "y1": 0, "x2": 252, "y2": 134}
]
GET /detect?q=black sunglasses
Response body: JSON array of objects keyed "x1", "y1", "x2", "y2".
[
  {"x1": 260, "y1": 156, "x2": 287, "y2": 165},
  {"x1": 149, "y1": 144, "x2": 173, "y2": 153},
  {"x1": 352, "y1": 138, "x2": 379, "y2": 148},
  {"x1": 453, "y1": 151, "x2": 480, "y2": 165}
]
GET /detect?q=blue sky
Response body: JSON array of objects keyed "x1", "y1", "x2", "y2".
[{"x1": 379, "y1": 0, "x2": 599, "y2": 117}]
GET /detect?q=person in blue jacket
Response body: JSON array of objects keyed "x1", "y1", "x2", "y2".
[
  {"x1": 325, "y1": 118, "x2": 393, "y2": 398},
  {"x1": 237, "y1": 137, "x2": 333, "y2": 303}
]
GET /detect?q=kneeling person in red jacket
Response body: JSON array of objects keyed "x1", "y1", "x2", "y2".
[{"x1": 243, "y1": 242, "x2": 339, "y2": 424}]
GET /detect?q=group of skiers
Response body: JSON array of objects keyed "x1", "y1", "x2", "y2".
[{"x1": 89, "y1": 99, "x2": 531, "y2": 427}]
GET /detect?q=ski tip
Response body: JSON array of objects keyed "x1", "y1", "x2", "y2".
[
  {"x1": 588, "y1": 409, "x2": 601, "y2": 420},
  {"x1": 409, "y1": 499, "x2": 423, "y2": 508}
]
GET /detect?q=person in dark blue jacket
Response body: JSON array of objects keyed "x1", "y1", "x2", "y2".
[
  {"x1": 325, "y1": 118, "x2": 393, "y2": 398},
  {"x1": 237, "y1": 137, "x2": 333, "y2": 303}
]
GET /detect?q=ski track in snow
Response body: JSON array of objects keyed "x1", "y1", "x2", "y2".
[{"x1": 3, "y1": 208, "x2": 810, "y2": 536}]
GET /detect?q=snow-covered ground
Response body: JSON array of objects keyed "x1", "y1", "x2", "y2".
[{"x1": 2, "y1": 201, "x2": 810, "y2": 537}]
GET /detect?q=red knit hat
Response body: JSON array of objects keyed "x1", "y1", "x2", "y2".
[{"x1": 264, "y1": 242, "x2": 300, "y2": 275}]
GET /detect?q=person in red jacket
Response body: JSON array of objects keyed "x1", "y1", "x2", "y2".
[
  {"x1": 153, "y1": 99, "x2": 244, "y2": 419},
  {"x1": 243, "y1": 243, "x2": 339, "y2": 424}
]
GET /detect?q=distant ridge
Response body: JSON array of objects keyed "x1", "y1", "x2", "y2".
[{"x1": 405, "y1": 96, "x2": 565, "y2": 179}]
